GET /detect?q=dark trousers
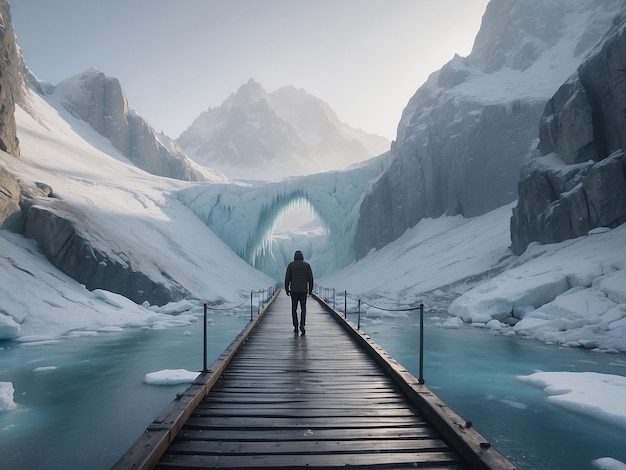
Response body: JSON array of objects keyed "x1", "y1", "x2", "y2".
[{"x1": 291, "y1": 292, "x2": 307, "y2": 327}]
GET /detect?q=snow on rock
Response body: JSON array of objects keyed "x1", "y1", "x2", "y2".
[
  {"x1": 448, "y1": 224, "x2": 626, "y2": 351},
  {"x1": 595, "y1": 270, "x2": 626, "y2": 305},
  {"x1": 518, "y1": 372, "x2": 626, "y2": 430},
  {"x1": 449, "y1": 271, "x2": 570, "y2": 324},
  {"x1": 144, "y1": 369, "x2": 199, "y2": 385},
  {"x1": 0, "y1": 382, "x2": 17, "y2": 411}
]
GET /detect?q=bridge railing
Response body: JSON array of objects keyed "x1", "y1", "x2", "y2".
[
  {"x1": 202, "y1": 283, "x2": 280, "y2": 372},
  {"x1": 315, "y1": 284, "x2": 425, "y2": 384}
]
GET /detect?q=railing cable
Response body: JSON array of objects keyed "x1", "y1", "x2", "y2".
[
  {"x1": 316, "y1": 284, "x2": 425, "y2": 384},
  {"x1": 203, "y1": 283, "x2": 278, "y2": 372}
]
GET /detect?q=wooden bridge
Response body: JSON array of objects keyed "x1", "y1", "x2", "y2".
[{"x1": 113, "y1": 291, "x2": 515, "y2": 469}]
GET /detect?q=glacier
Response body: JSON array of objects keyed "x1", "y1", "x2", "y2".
[{"x1": 177, "y1": 154, "x2": 386, "y2": 280}]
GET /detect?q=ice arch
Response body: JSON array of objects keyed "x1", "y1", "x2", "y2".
[{"x1": 177, "y1": 157, "x2": 385, "y2": 279}]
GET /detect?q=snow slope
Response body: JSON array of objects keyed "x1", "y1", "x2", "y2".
[
  {"x1": 321, "y1": 204, "x2": 626, "y2": 353},
  {"x1": 0, "y1": 88, "x2": 273, "y2": 340}
]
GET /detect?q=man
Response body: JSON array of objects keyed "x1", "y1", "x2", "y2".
[{"x1": 284, "y1": 250, "x2": 314, "y2": 335}]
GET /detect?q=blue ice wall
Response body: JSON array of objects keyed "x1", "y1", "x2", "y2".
[{"x1": 177, "y1": 155, "x2": 385, "y2": 279}]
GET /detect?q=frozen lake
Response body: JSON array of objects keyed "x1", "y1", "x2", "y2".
[{"x1": 1, "y1": 309, "x2": 625, "y2": 469}]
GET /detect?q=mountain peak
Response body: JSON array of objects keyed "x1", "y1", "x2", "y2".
[
  {"x1": 228, "y1": 78, "x2": 268, "y2": 107},
  {"x1": 177, "y1": 81, "x2": 389, "y2": 180}
]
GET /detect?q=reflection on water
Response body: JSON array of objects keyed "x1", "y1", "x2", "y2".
[{"x1": 357, "y1": 313, "x2": 626, "y2": 470}]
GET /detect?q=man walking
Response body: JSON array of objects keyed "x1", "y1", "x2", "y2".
[{"x1": 284, "y1": 250, "x2": 314, "y2": 335}]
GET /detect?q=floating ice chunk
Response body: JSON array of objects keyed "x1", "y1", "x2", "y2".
[
  {"x1": 0, "y1": 382, "x2": 17, "y2": 411},
  {"x1": 592, "y1": 457, "x2": 626, "y2": 470},
  {"x1": 33, "y1": 366, "x2": 57, "y2": 372},
  {"x1": 518, "y1": 372, "x2": 626, "y2": 429},
  {"x1": 0, "y1": 314, "x2": 20, "y2": 340},
  {"x1": 144, "y1": 369, "x2": 199, "y2": 385},
  {"x1": 441, "y1": 317, "x2": 463, "y2": 329},
  {"x1": 486, "y1": 319, "x2": 504, "y2": 330}
]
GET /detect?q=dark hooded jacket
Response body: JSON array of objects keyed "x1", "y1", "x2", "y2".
[{"x1": 285, "y1": 250, "x2": 314, "y2": 294}]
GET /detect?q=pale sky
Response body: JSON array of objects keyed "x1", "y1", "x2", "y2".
[{"x1": 11, "y1": 0, "x2": 490, "y2": 140}]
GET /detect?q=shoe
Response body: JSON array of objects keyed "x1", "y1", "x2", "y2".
[
  {"x1": 293, "y1": 326, "x2": 298, "y2": 333},
  {"x1": 300, "y1": 325, "x2": 306, "y2": 335}
]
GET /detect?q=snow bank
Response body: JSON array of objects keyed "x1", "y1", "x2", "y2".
[
  {"x1": 518, "y1": 372, "x2": 626, "y2": 429},
  {"x1": 144, "y1": 369, "x2": 199, "y2": 385},
  {"x1": 0, "y1": 382, "x2": 17, "y2": 411},
  {"x1": 449, "y1": 225, "x2": 626, "y2": 351}
]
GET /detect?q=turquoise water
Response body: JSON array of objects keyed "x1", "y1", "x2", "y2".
[
  {"x1": 1, "y1": 309, "x2": 624, "y2": 469},
  {"x1": 0, "y1": 312, "x2": 249, "y2": 469},
  {"x1": 357, "y1": 313, "x2": 626, "y2": 470}
]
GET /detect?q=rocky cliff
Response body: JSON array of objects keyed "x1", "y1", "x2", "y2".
[
  {"x1": 0, "y1": 1, "x2": 194, "y2": 305},
  {"x1": 0, "y1": 0, "x2": 24, "y2": 157},
  {"x1": 177, "y1": 79, "x2": 389, "y2": 181},
  {"x1": 51, "y1": 68, "x2": 206, "y2": 182},
  {"x1": 0, "y1": 0, "x2": 25, "y2": 231},
  {"x1": 21, "y1": 196, "x2": 190, "y2": 305},
  {"x1": 511, "y1": 9, "x2": 626, "y2": 254},
  {"x1": 355, "y1": 0, "x2": 622, "y2": 258}
]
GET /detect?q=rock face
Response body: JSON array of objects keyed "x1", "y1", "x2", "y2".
[
  {"x1": 354, "y1": 0, "x2": 622, "y2": 259},
  {"x1": 177, "y1": 79, "x2": 390, "y2": 180},
  {"x1": 0, "y1": 0, "x2": 24, "y2": 157},
  {"x1": 511, "y1": 10, "x2": 626, "y2": 254},
  {"x1": 51, "y1": 68, "x2": 205, "y2": 182},
  {"x1": 0, "y1": 166, "x2": 190, "y2": 304},
  {"x1": 0, "y1": 165, "x2": 21, "y2": 229},
  {"x1": 20, "y1": 193, "x2": 190, "y2": 305}
]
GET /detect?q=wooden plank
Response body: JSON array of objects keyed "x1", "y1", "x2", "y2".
[
  {"x1": 166, "y1": 438, "x2": 451, "y2": 454},
  {"x1": 155, "y1": 450, "x2": 465, "y2": 469},
  {"x1": 183, "y1": 416, "x2": 427, "y2": 429},
  {"x1": 176, "y1": 426, "x2": 440, "y2": 441},
  {"x1": 189, "y1": 407, "x2": 418, "y2": 418}
]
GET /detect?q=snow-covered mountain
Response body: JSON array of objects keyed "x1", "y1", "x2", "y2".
[
  {"x1": 355, "y1": 0, "x2": 624, "y2": 258},
  {"x1": 177, "y1": 79, "x2": 390, "y2": 180},
  {"x1": 34, "y1": 68, "x2": 219, "y2": 183}
]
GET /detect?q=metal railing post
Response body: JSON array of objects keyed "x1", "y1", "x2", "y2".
[
  {"x1": 344, "y1": 290, "x2": 347, "y2": 319},
  {"x1": 419, "y1": 303, "x2": 425, "y2": 384},
  {"x1": 250, "y1": 290, "x2": 253, "y2": 321},
  {"x1": 333, "y1": 288, "x2": 335, "y2": 310},
  {"x1": 203, "y1": 303, "x2": 208, "y2": 372},
  {"x1": 358, "y1": 298, "x2": 361, "y2": 329}
]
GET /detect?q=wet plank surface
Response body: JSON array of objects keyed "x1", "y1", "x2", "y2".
[{"x1": 154, "y1": 294, "x2": 466, "y2": 469}]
